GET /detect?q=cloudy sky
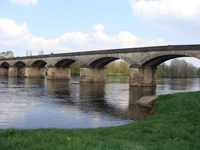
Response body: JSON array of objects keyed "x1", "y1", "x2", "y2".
[{"x1": 0, "y1": 0, "x2": 200, "y2": 66}]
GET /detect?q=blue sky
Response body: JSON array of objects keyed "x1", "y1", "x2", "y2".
[{"x1": 0, "y1": 0, "x2": 200, "y2": 66}]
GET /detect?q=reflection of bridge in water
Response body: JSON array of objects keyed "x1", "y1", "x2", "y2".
[
  {"x1": 0, "y1": 45, "x2": 200, "y2": 87},
  {"x1": 38, "y1": 78, "x2": 156, "y2": 120}
]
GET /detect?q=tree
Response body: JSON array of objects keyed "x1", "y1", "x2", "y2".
[
  {"x1": 157, "y1": 63, "x2": 168, "y2": 78},
  {"x1": 71, "y1": 62, "x2": 80, "y2": 76},
  {"x1": 106, "y1": 61, "x2": 126, "y2": 75},
  {"x1": 157, "y1": 59, "x2": 196, "y2": 78},
  {"x1": 0, "y1": 51, "x2": 14, "y2": 58},
  {"x1": 119, "y1": 61, "x2": 129, "y2": 75}
]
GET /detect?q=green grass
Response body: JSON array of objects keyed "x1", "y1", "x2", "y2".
[
  {"x1": 1, "y1": 91, "x2": 200, "y2": 150},
  {"x1": 106, "y1": 73, "x2": 129, "y2": 77}
]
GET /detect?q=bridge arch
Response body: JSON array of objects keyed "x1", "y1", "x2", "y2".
[
  {"x1": 80, "y1": 56, "x2": 131, "y2": 83},
  {"x1": 55, "y1": 59, "x2": 76, "y2": 68},
  {"x1": 14, "y1": 61, "x2": 27, "y2": 68},
  {"x1": 31, "y1": 60, "x2": 47, "y2": 68},
  {"x1": 140, "y1": 51, "x2": 200, "y2": 68},
  {"x1": 87, "y1": 56, "x2": 132, "y2": 68},
  {"x1": 53, "y1": 57, "x2": 83, "y2": 67},
  {"x1": 11, "y1": 61, "x2": 27, "y2": 77},
  {"x1": 1, "y1": 62, "x2": 10, "y2": 68},
  {"x1": 0, "y1": 62, "x2": 10, "y2": 76},
  {"x1": 140, "y1": 54, "x2": 188, "y2": 68}
]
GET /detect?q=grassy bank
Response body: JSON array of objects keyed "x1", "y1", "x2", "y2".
[
  {"x1": 106, "y1": 73, "x2": 129, "y2": 77},
  {"x1": 1, "y1": 91, "x2": 200, "y2": 150}
]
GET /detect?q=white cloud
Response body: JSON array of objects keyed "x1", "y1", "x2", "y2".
[
  {"x1": 9, "y1": 0, "x2": 37, "y2": 6},
  {"x1": 0, "y1": 18, "x2": 172, "y2": 56},
  {"x1": 130, "y1": 0, "x2": 200, "y2": 34},
  {"x1": 0, "y1": 18, "x2": 28, "y2": 39}
]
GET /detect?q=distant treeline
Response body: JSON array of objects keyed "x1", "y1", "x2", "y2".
[
  {"x1": 70, "y1": 61, "x2": 130, "y2": 76},
  {"x1": 71, "y1": 59, "x2": 200, "y2": 78},
  {"x1": 0, "y1": 51, "x2": 14, "y2": 58},
  {"x1": 106, "y1": 61, "x2": 129, "y2": 76},
  {"x1": 157, "y1": 59, "x2": 200, "y2": 78}
]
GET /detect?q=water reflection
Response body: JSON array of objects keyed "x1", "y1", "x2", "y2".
[
  {"x1": 46, "y1": 79, "x2": 71, "y2": 99},
  {"x1": 0, "y1": 77, "x2": 199, "y2": 129},
  {"x1": 156, "y1": 78, "x2": 200, "y2": 95},
  {"x1": 129, "y1": 87, "x2": 156, "y2": 104}
]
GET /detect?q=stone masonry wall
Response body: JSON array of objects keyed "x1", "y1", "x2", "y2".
[
  {"x1": 48, "y1": 67, "x2": 70, "y2": 80},
  {"x1": 129, "y1": 67, "x2": 157, "y2": 86},
  {"x1": 80, "y1": 68, "x2": 106, "y2": 83},
  {"x1": 25, "y1": 67, "x2": 46, "y2": 78},
  {"x1": 0, "y1": 68, "x2": 8, "y2": 76}
]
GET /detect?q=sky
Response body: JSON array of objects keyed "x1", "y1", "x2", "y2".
[{"x1": 0, "y1": 0, "x2": 200, "y2": 66}]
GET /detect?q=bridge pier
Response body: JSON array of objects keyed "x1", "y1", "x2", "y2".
[
  {"x1": 8, "y1": 67, "x2": 17, "y2": 77},
  {"x1": 0, "y1": 67, "x2": 9, "y2": 76},
  {"x1": 25, "y1": 67, "x2": 46, "y2": 78},
  {"x1": 129, "y1": 66, "x2": 157, "y2": 87},
  {"x1": 8, "y1": 66, "x2": 26, "y2": 77},
  {"x1": 80, "y1": 67, "x2": 106, "y2": 83},
  {"x1": 47, "y1": 67, "x2": 71, "y2": 80}
]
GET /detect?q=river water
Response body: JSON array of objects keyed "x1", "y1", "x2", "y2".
[{"x1": 0, "y1": 77, "x2": 199, "y2": 129}]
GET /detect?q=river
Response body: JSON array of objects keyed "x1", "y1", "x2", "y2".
[{"x1": 0, "y1": 77, "x2": 199, "y2": 129}]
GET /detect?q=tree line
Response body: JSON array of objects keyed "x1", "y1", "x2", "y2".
[
  {"x1": 157, "y1": 59, "x2": 200, "y2": 78},
  {"x1": 106, "y1": 59, "x2": 200, "y2": 78},
  {"x1": 70, "y1": 61, "x2": 130, "y2": 76},
  {"x1": 0, "y1": 51, "x2": 14, "y2": 58}
]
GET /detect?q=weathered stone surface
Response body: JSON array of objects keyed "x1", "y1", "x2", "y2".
[
  {"x1": 137, "y1": 95, "x2": 158, "y2": 108},
  {"x1": 48, "y1": 67, "x2": 70, "y2": 80},
  {"x1": 129, "y1": 67, "x2": 157, "y2": 87},
  {"x1": 80, "y1": 68, "x2": 105, "y2": 83},
  {"x1": 8, "y1": 67, "x2": 26, "y2": 77},
  {"x1": 0, "y1": 68, "x2": 8, "y2": 76},
  {"x1": 8, "y1": 67, "x2": 17, "y2": 77},
  {"x1": 25, "y1": 67, "x2": 46, "y2": 78}
]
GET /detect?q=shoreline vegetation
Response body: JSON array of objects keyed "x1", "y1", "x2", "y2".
[
  {"x1": 71, "y1": 73, "x2": 200, "y2": 78},
  {"x1": 70, "y1": 59, "x2": 200, "y2": 78},
  {"x1": 1, "y1": 91, "x2": 200, "y2": 149}
]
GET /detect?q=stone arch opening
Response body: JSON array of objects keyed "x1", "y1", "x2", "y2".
[
  {"x1": 14, "y1": 61, "x2": 26, "y2": 68},
  {"x1": 14, "y1": 61, "x2": 26, "y2": 77},
  {"x1": 55, "y1": 59, "x2": 76, "y2": 68},
  {"x1": 141, "y1": 54, "x2": 188, "y2": 68},
  {"x1": 89, "y1": 57, "x2": 119, "y2": 69},
  {"x1": 28, "y1": 60, "x2": 47, "y2": 78},
  {"x1": 80, "y1": 57, "x2": 130, "y2": 83},
  {"x1": 105, "y1": 59, "x2": 130, "y2": 76},
  {"x1": 142, "y1": 55, "x2": 200, "y2": 78},
  {"x1": 132, "y1": 54, "x2": 200, "y2": 87},
  {"x1": 48, "y1": 59, "x2": 79, "y2": 80},
  {"x1": 54, "y1": 58, "x2": 80, "y2": 76},
  {"x1": 0, "y1": 62, "x2": 10, "y2": 76},
  {"x1": 1, "y1": 62, "x2": 10, "y2": 69},
  {"x1": 31, "y1": 60, "x2": 47, "y2": 68},
  {"x1": 89, "y1": 57, "x2": 130, "y2": 76}
]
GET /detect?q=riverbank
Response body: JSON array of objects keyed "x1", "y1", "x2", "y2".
[
  {"x1": 71, "y1": 73, "x2": 129, "y2": 77},
  {"x1": 1, "y1": 91, "x2": 200, "y2": 150},
  {"x1": 106, "y1": 73, "x2": 129, "y2": 77}
]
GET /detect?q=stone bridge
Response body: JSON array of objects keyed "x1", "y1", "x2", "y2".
[{"x1": 0, "y1": 45, "x2": 200, "y2": 86}]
